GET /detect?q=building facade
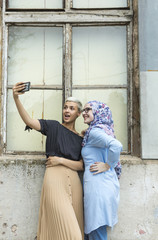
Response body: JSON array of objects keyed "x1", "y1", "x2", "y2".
[{"x1": 0, "y1": 0, "x2": 158, "y2": 239}]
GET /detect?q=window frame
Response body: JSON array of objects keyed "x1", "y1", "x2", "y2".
[{"x1": 1, "y1": 0, "x2": 140, "y2": 156}]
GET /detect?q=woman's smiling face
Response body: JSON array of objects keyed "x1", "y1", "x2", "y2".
[
  {"x1": 82, "y1": 103, "x2": 94, "y2": 125},
  {"x1": 63, "y1": 101, "x2": 80, "y2": 123}
]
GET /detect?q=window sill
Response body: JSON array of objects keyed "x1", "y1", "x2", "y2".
[
  {"x1": 0, "y1": 154, "x2": 46, "y2": 165},
  {"x1": 120, "y1": 155, "x2": 158, "y2": 165},
  {"x1": 0, "y1": 154, "x2": 158, "y2": 165}
]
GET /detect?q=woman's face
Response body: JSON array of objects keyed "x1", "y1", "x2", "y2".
[
  {"x1": 82, "y1": 103, "x2": 94, "y2": 125},
  {"x1": 63, "y1": 101, "x2": 80, "y2": 123}
]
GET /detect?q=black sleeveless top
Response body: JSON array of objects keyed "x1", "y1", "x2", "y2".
[{"x1": 39, "y1": 120, "x2": 83, "y2": 161}]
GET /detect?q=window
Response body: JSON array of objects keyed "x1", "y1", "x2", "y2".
[
  {"x1": 72, "y1": 26, "x2": 128, "y2": 150},
  {"x1": 73, "y1": 0, "x2": 128, "y2": 9},
  {"x1": 7, "y1": 0, "x2": 63, "y2": 9},
  {"x1": 1, "y1": 0, "x2": 139, "y2": 155},
  {"x1": 7, "y1": 27, "x2": 63, "y2": 151}
]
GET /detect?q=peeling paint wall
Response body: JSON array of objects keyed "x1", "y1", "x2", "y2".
[
  {"x1": 0, "y1": 1, "x2": 2, "y2": 128},
  {"x1": 0, "y1": 156, "x2": 45, "y2": 240},
  {"x1": 1, "y1": 157, "x2": 158, "y2": 240},
  {"x1": 0, "y1": 0, "x2": 3, "y2": 155},
  {"x1": 109, "y1": 157, "x2": 158, "y2": 240}
]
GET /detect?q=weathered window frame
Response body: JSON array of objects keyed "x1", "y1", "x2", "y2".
[{"x1": 0, "y1": 0, "x2": 140, "y2": 156}]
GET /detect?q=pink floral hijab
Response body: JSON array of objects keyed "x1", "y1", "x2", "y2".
[
  {"x1": 82, "y1": 100, "x2": 122, "y2": 179},
  {"x1": 82, "y1": 101, "x2": 115, "y2": 146}
]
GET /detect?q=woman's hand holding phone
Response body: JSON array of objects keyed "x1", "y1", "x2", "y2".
[{"x1": 13, "y1": 82, "x2": 30, "y2": 98}]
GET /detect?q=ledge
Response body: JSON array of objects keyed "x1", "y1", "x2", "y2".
[
  {"x1": 0, "y1": 154, "x2": 158, "y2": 166},
  {"x1": 0, "y1": 154, "x2": 46, "y2": 166},
  {"x1": 120, "y1": 155, "x2": 158, "y2": 165}
]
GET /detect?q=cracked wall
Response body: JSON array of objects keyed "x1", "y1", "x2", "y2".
[
  {"x1": 0, "y1": 156, "x2": 45, "y2": 240},
  {"x1": 0, "y1": 157, "x2": 158, "y2": 240}
]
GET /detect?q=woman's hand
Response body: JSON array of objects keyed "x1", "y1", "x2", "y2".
[
  {"x1": 80, "y1": 128, "x2": 88, "y2": 137},
  {"x1": 90, "y1": 162, "x2": 110, "y2": 175},
  {"x1": 13, "y1": 82, "x2": 26, "y2": 98},
  {"x1": 46, "y1": 156, "x2": 83, "y2": 171},
  {"x1": 12, "y1": 82, "x2": 41, "y2": 131},
  {"x1": 46, "y1": 156, "x2": 63, "y2": 168}
]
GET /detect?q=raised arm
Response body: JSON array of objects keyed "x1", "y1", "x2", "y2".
[{"x1": 13, "y1": 82, "x2": 41, "y2": 131}]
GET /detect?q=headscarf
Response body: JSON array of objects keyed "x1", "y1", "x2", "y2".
[
  {"x1": 82, "y1": 100, "x2": 122, "y2": 179},
  {"x1": 82, "y1": 100, "x2": 115, "y2": 146}
]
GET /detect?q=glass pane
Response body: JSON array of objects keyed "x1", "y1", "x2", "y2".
[
  {"x1": 8, "y1": 27, "x2": 63, "y2": 86},
  {"x1": 139, "y1": 0, "x2": 158, "y2": 71},
  {"x1": 72, "y1": 26, "x2": 127, "y2": 86},
  {"x1": 73, "y1": 89, "x2": 127, "y2": 151},
  {"x1": 8, "y1": 0, "x2": 62, "y2": 9},
  {"x1": 73, "y1": 0, "x2": 127, "y2": 8},
  {"x1": 140, "y1": 72, "x2": 158, "y2": 159},
  {"x1": 7, "y1": 89, "x2": 62, "y2": 151}
]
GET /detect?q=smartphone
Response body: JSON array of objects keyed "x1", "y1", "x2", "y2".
[{"x1": 19, "y1": 82, "x2": 31, "y2": 92}]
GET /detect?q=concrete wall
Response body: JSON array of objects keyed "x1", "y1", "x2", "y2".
[
  {"x1": 1, "y1": 156, "x2": 158, "y2": 240},
  {"x1": 109, "y1": 157, "x2": 158, "y2": 240},
  {"x1": 139, "y1": 0, "x2": 158, "y2": 158},
  {"x1": 0, "y1": 156, "x2": 45, "y2": 240}
]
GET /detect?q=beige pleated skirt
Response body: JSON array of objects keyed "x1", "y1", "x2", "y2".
[{"x1": 37, "y1": 165, "x2": 84, "y2": 240}]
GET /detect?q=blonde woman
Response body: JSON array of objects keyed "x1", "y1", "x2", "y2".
[{"x1": 13, "y1": 82, "x2": 84, "y2": 240}]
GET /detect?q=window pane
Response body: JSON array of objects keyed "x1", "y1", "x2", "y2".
[
  {"x1": 73, "y1": 89, "x2": 127, "y2": 151},
  {"x1": 7, "y1": 90, "x2": 62, "y2": 151},
  {"x1": 8, "y1": 27, "x2": 63, "y2": 86},
  {"x1": 140, "y1": 72, "x2": 158, "y2": 159},
  {"x1": 8, "y1": 0, "x2": 62, "y2": 9},
  {"x1": 72, "y1": 26, "x2": 127, "y2": 86},
  {"x1": 73, "y1": 0, "x2": 127, "y2": 8}
]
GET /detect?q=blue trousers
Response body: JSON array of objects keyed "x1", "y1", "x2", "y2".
[{"x1": 84, "y1": 225, "x2": 107, "y2": 240}]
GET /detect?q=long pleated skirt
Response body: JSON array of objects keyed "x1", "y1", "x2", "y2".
[{"x1": 37, "y1": 165, "x2": 84, "y2": 240}]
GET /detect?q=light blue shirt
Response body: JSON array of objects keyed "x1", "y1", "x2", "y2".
[{"x1": 81, "y1": 128, "x2": 122, "y2": 234}]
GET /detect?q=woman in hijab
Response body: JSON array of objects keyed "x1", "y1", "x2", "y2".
[{"x1": 81, "y1": 101, "x2": 122, "y2": 240}]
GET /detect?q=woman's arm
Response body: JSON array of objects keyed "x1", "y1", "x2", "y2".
[
  {"x1": 13, "y1": 82, "x2": 41, "y2": 131},
  {"x1": 90, "y1": 128, "x2": 122, "y2": 168},
  {"x1": 88, "y1": 128, "x2": 122, "y2": 175},
  {"x1": 46, "y1": 156, "x2": 84, "y2": 171}
]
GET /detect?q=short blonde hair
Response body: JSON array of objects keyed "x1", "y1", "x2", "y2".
[{"x1": 65, "y1": 97, "x2": 82, "y2": 112}]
